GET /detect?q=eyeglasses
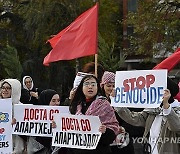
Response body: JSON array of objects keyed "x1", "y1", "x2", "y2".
[
  {"x1": 83, "y1": 82, "x2": 97, "y2": 87},
  {"x1": 1, "y1": 86, "x2": 12, "y2": 90}
]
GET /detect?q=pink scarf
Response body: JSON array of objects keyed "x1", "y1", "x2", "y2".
[{"x1": 76, "y1": 97, "x2": 120, "y2": 135}]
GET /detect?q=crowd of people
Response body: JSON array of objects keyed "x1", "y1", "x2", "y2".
[{"x1": 0, "y1": 62, "x2": 180, "y2": 154}]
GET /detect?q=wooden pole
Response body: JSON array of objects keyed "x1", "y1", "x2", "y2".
[
  {"x1": 95, "y1": 54, "x2": 98, "y2": 77},
  {"x1": 94, "y1": 2, "x2": 99, "y2": 78}
]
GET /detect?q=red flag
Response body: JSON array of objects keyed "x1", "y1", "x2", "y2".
[
  {"x1": 43, "y1": 3, "x2": 98, "y2": 66},
  {"x1": 153, "y1": 48, "x2": 180, "y2": 71}
]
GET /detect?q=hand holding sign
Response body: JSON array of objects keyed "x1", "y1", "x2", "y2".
[
  {"x1": 111, "y1": 70, "x2": 167, "y2": 108},
  {"x1": 162, "y1": 89, "x2": 171, "y2": 109},
  {"x1": 52, "y1": 114, "x2": 101, "y2": 150}
]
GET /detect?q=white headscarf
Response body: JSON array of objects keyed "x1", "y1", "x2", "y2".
[
  {"x1": 22, "y1": 76, "x2": 34, "y2": 90},
  {"x1": 1, "y1": 79, "x2": 21, "y2": 105}
]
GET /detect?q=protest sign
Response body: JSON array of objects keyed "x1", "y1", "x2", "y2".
[
  {"x1": 111, "y1": 70, "x2": 167, "y2": 108},
  {"x1": 52, "y1": 114, "x2": 101, "y2": 150},
  {"x1": 12, "y1": 104, "x2": 69, "y2": 137},
  {"x1": 73, "y1": 72, "x2": 93, "y2": 88},
  {"x1": 0, "y1": 98, "x2": 12, "y2": 154}
]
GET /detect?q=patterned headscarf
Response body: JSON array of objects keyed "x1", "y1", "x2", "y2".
[{"x1": 101, "y1": 71, "x2": 115, "y2": 86}]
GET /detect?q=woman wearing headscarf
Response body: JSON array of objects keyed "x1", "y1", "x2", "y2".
[
  {"x1": 22, "y1": 76, "x2": 40, "y2": 105},
  {"x1": 0, "y1": 79, "x2": 25, "y2": 154},
  {"x1": 69, "y1": 75, "x2": 120, "y2": 154},
  {"x1": 114, "y1": 77, "x2": 180, "y2": 154},
  {"x1": 27, "y1": 89, "x2": 64, "y2": 154},
  {"x1": 101, "y1": 71, "x2": 135, "y2": 154}
]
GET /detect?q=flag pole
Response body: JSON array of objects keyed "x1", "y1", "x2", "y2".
[
  {"x1": 95, "y1": 54, "x2": 98, "y2": 77},
  {"x1": 94, "y1": 1, "x2": 99, "y2": 78}
]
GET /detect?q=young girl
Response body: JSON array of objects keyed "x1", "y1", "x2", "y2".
[
  {"x1": 101, "y1": 71, "x2": 135, "y2": 154},
  {"x1": 27, "y1": 89, "x2": 62, "y2": 154},
  {"x1": 69, "y1": 75, "x2": 120, "y2": 154},
  {"x1": 1, "y1": 79, "x2": 25, "y2": 154}
]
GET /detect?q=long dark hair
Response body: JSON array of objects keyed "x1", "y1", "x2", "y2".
[{"x1": 70, "y1": 75, "x2": 102, "y2": 114}]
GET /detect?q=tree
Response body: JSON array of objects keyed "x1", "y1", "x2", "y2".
[
  {"x1": 98, "y1": 33, "x2": 126, "y2": 72},
  {"x1": 0, "y1": 45, "x2": 22, "y2": 79},
  {"x1": 127, "y1": 0, "x2": 179, "y2": 57},
  {"x1": 0, "y1": 0, "x2": 124, "y2": 96}
]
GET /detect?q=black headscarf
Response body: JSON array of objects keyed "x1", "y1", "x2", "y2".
[
  {"x1": 36, "y1": 89, "x2": 59, "y2": 149},
  {"x1": 38, "y1": 89, "x2": 58, "y2": 105},
  {"x1": 167, "y1": 77, "x2": 179, "y2": 103}
]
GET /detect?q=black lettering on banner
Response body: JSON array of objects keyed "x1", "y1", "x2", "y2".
[
  {"x1": 63, "y1": 131, "x2": 68, "y2": 145},
  {"x1": 84, "y1": 134, "x2": 100, "y2": 148},
  {"x1": 92, "y1": 134, "x2": 100, "y2": 146},
  {"x1": 71, "y1": 133, "x2": 75, "y2": 145},
  {"x1": 14, "y1": 122, "x2": 20, "y2": 132},
  {"x1": 34, "y1": 122, "x2": 39, "y2": 133},
  {"x1": 20, "y1": 122, "x2": 25, "y2": 132},
  {"x1": 38, "y1": 123, "x2": 44, "y2": 134},
  {"x1": 29, "y1": 122, "x2": 34, "y2": 133},
  {"x1": 0, "y1": 141, "x2": 9, "y2": 148},
  {"x1": 54, "y1": 132, "x2": 60, "y2": 144},
  {"x1": 48, "y1": 125, "x2": 52, "y2": 134},
  {"x1": 24, "y1": 122, "x2": 29, "y2": 133},
  {"x1": 53, "y1": 132, "x2": 100, "y2": 148},
  {"x1": 14, "y1": 121, "x2": 51, "y2": 135},
  {"x1": 43, "y1": 123, "x2": 48, "y2": 134}
]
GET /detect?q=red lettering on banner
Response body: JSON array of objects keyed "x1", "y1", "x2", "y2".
[
  {"x1": 0, "y1": 128, "x2": 5, "y2": 134},
  {"x1": 80, "y1": 119, "x2": 91, "y2": 131},
  {"x1": 29, "y1": 108, "x2": 34, "y2": 120},
  {"x1": 39, "y1": 108, "x2": 44, "y2": 120},
  {"x1": 24, "y1": 108, "x2": 29, "y2": 121},
  {"x1": 128, "y1": 78, "x2": 136, "y2": 91},
  {"x1": 123, "y1": 74, "x2": 155, "y2": 92},
  {"x1": 146, "y1": 74, "x2": 155, "y2": 88},
  {"x1": 85, "y1": 119, "x2": 91, "y2": 131},
  {"x1": 49, "y1": 109, "x2": 59, "y2": 120},
  {"x1": 34, "y1": 109, "x2": 39, "y2": 120},
  {"x1": 62, "y1": 117, "x2": 66, "y2": 131},
  {"x1": 23, "y1": 108, "x2": 49, "y2": 120},
  {"x1": 43, "y1": 109, "x2": 47, "y2": 120},
  {"x1": 61, "y1": 117, "x2": 81, "y2": 131},
  {"x1": 136, "y1": 76, "x2": 145, "y2": 89}
]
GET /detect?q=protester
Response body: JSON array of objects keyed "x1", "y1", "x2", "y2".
[
  {"x1": 22, "y1": 76, "x2": 40, "y2": 104},
  {"x1": 82, "y1": 62, "x2": 105, "y2": 82},
  {"x1": 26, "y1": 89, "x2": 66, "y2": 154},
  {"x1": 0, "y1": 79, "x2": 26, "y2": 154},
  {"x1": 63, "y1": 62, "x2": 105, "y2": 106},
  {"x1": 69, "y1": 75, "x2": 120, "y2": 154},
  {"x1": 101, "y1": 71, "x2": 135, "y2": 154},
  {"x1": 114, "y1": 77, "x2": 180, "y2": 154}
]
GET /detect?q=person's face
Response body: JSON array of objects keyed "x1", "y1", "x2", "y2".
[
  {"x1": 49, "y1": 94, "x2": 60, "y2": 106},
  {"x1": 25, "y1": 77, "x2": 32, "y2": 90},
  {"x1": 83, "y1": 77, "x2": 98, "y2": 99},
  {"x1": 104, "y1": 82, "x2": 115, "y2": 97},
  {"x1": 1, "y1": 83, "x2": 12, "y2": 98}
]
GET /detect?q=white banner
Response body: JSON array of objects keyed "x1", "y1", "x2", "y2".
[
  {"x1": 0, "y1": 98, "x2": 12, "y2": 154},
  {"x1": 73, "y1": 72, "x2": 93, "y2": 88},
  {"x1": 52, "y1": 114, "x2": 102, "y2": 150},
  {"x1": 111, "y1": 70, "x2": 167, "y2": 108},
  {"x1": 12, "y1": 105, "x2": 69, "y2": 137}
]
